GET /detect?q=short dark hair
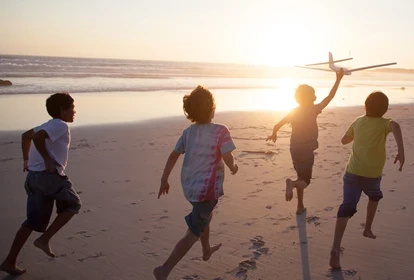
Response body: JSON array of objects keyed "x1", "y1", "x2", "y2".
[
  {"x1": 365, "y1": 91, "x2": 389, "y2": 117},
  {"x1": 46, "y1": 93, "x2": 74, "y2": 118},
  {"x1": 183, "y1": 85, "x2": 216, "y2": 123},
  {"x1": 294, "y1": 84, "x2": 315, "y2": 105}
]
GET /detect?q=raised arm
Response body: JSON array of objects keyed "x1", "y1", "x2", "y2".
[
  {"x1": 21, "y1": 129, "x2": 35, "y2": 171},
  {"x1": 317, "y1": 68, "x2": 344, "y2": 110},
  {"x1": 389, "y1": 121, "x2": 405, "y2": 171}
]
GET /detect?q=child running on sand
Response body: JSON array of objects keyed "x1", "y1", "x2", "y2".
[
  {"x1": 153, "y1": 85, "x2": 238, "y2": 280},
  {"x1": 329, "y1": 91, "x2": 405, "y2": 269},
  {"x1": 267, "y1": 69, "x2": 344, "y2": 214},
  {"x1": 1, "y1": 93, "x2": 81, "y2": 275}
]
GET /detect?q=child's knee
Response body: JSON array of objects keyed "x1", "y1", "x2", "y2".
[
  {"x1": 368, "y1": 195, "x2": 382, "y2": 202},
  {"x1": 337, "y1": 204, "x2": 357, "y2": 218}
]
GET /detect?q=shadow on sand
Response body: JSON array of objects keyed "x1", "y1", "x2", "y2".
[{"x1": 296, "y1": 213, "x2": 345, "y2": 280}]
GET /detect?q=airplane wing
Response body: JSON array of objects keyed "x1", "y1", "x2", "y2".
[
  {"x1": 294, "y1": 66, "x2": 334, "y2": 72},
  {"x1": 305, "y1": 58, "x2": 353, "y2": 66},
  {"x1": 349, "y1": 62, "x2": 397, "y2": 72}
]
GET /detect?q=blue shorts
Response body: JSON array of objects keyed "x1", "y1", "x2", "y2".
[
  {"x1": 22, "y1": 171, "x2": 82, "y2": 232},
  {"x1": 337, "y1": 172, "x2": 383, "y2": 218},
  {"x1": 290, "y1": 146, "x2": 315, "y2": 185},
  {"x1": 185, "y1": 200, "x2": 217, "y2": 237}
]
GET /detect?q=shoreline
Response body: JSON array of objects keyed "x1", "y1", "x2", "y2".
[{"x1": 0, "y1": 103, "x2": 410, "y2": 134}]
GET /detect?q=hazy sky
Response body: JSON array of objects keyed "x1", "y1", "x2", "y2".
[{"x1": 1, "y1": 0, "x2": 413, "y2": 67}]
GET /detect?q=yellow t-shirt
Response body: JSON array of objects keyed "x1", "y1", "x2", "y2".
[{"x1": 345, "y1": 116, "x2": 392, "y2": 178}]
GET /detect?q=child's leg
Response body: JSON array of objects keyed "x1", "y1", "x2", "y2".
[
  {"x1": 287, "y1": 147, "x2": 313, "y2": 214},
  {"x1": 200, "y1": 213, "x2": 222, "y2": 261},
  {"x1": 35, "y1": 176, "x2": 81, "y2": 257},
  {"x1": 154, "y1": 200, "x2": 218, "y2": 280},
  {"x1": 329, "y1": 173, "x2": 362, "y2": 269},
  {"x1": 154, "y1": 230, "x2": 199, "y2": 280},
  {"x1": 35, "y1": 212, "x2": 75, "y2": 257},
  {"x1": 296, "y1": 187, "x2": 306, "y2": 214},
  {"x1": 363, "y1": 200, "x2": 378, "y2": 239},
  {"x1": 1, "y1": 226, "x2": 32, "y2": 275},
  {"x1": 362, "y1": 177, "x2": 383, "y2": 239},
  {"x1": 330, "y1": 217, "x2": 349, "y2": 269},
  {"x1": 2, "y1": 178, "x2": 55, "y2": 275}
]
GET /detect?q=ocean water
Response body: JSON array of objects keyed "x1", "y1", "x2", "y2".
[{"x1": 0, "y1": 55, "x2": 413, "y2": 131}]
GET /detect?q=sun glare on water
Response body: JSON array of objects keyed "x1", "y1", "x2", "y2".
[{"x1": 254, "y1": 78, "x2": 298, "y2": 111}]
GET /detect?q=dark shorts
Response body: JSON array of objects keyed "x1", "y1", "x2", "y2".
[
  {"x1": 337, "y1": 172, "x2": 383, "y2": 218},
  {"x1": 290, "y1": 146, "x2": 315, "y2": 185},
  {"x1": 185, "y1": 200, "x2": 218, "y2": 237},
  {"x1": 22, "y1": 171, "x2": 82, "y2": 232}
]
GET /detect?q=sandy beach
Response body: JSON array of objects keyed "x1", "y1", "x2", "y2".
[{"x1": 1, "y1": 105, "x2": 413, "y2": 280}]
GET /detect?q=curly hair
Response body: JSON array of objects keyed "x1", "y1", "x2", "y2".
[
  {"x1": 294, "y1": 84, "x2": 316, "y2": 105},
  {"x1": 46, "y1": 92, "x2": 74, "y2": 118},
  {"x1": 183, "y1": 85, "x2": 216, "y2": 123},
  {"x1": 365, "y1": 91, "x2": 389, "y2": 117}
]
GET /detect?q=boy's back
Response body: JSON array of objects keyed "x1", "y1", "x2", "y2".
[
  {"x1": 174, "y1": 123, "x2": 235, "y2": 202},
  {"x1": 346, "y1": 116, "x2": 391, "y2": 178},
  {"x1": 289, "y1": 105, "x2": 321, "y2": 149},
  {"x1": 28, "y1": 119, "x2": 70, "y2": 175}
]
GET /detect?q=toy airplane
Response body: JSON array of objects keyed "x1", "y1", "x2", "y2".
[{"x1": 295, "y1": 52, "x2": 396, "y2": 75}]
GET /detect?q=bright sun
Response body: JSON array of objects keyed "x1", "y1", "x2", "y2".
[{"x1": 251, "y1": 78, "x2": 298, "y2": 111}]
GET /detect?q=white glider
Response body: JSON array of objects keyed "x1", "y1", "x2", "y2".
[{"x1": 295, "y1": 52, "x2": 396, "y2": 75}]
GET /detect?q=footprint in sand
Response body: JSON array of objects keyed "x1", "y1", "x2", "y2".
[
  {"x1": 82, "y1": 209, "x2": 92, "y2": 213},
  {"x1": 265, "y1": 205, "x2": 272, "y2": 210},
  {"x1": 0, "y1": 157, "x2": 14, "y2": 162},
  {"x1": 143, "y1": 252, "x2": 159, "y2": 258},
  {"x1": 180, "y1": 274, "x2": 200, "y2": 280},
  {"x1": 250, "y1": 236, "x2": 265, "y2": 248},
  {"x1": 77, "y1": 252, "x2": 104, "y2": 263},
  {"x1": 141, "y1": 237, "x2": 149, "y2": 243},
  {"x1": 283, "y1": 225, "x2": 297, "y2": 233},
  {"x1": 159, "y1": 216, "x2": 169, "y2": 220},
  {"x1": 76, "y1": 231, "x2": 91, "y2": 238},
  {"x1": 344, "y1": 269, "x2": 358, "y2": 276},
  {"x1": 306, "y1": 215, "x2": 321, "y2": 226},
  {"x1": 324, "y1": 206, "x2": 334, "y2": 211}
]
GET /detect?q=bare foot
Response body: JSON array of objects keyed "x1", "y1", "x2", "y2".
[
  {"x1": 1, "y1": 260, "x2": 27, "y2": 275},
  {"x1": 153, "y1": 265, "x2": 168, "y2": 280},
  {"x1": 285, "y1": 179, "x2": 293, "y2": 201},
  {"x1": 202, "y1": 243, "x2": 222, "y2": 261},
  {"x1": 363, "y1": 228, "x2": 377, "y2": 239},
  {"x1": 296, "y1": 207, "x2": 307, "y2": 215},
  {"x1": 34, "y1": 238, "x2": 56, "y2": 258},
  {"x1": 329, "y1": 248, "x2": 342, "y2": 270}
]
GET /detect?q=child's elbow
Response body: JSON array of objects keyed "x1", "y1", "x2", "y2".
[
  {"x1": 22, "y1": 129, "x2": 34, "y2": 141},
  {"x1": 341, "y1": 136, "x2": 353, "y2": 145}
]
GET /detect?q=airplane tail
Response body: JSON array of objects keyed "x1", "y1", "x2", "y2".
[{"x1": 328, "y1": 52, "x2": 334, "y2": 68}]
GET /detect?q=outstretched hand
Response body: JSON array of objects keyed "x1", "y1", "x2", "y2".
[
  {"x1": 266, "y1": 134, "x2": 277, "y2": 143},
  {"x1": 394, "y1": 152, "x2": 405, "y2": 171},
  {"x1": 336, "y1": 68, "x2": 345, "y2": 80},
  {"x1": 158, "y1": 180, "x2": 170, "y2": 199}
]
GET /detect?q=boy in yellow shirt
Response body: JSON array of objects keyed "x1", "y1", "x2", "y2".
[{"x1": 329, "y1": 91, "x2": 405, "y2": 269}]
